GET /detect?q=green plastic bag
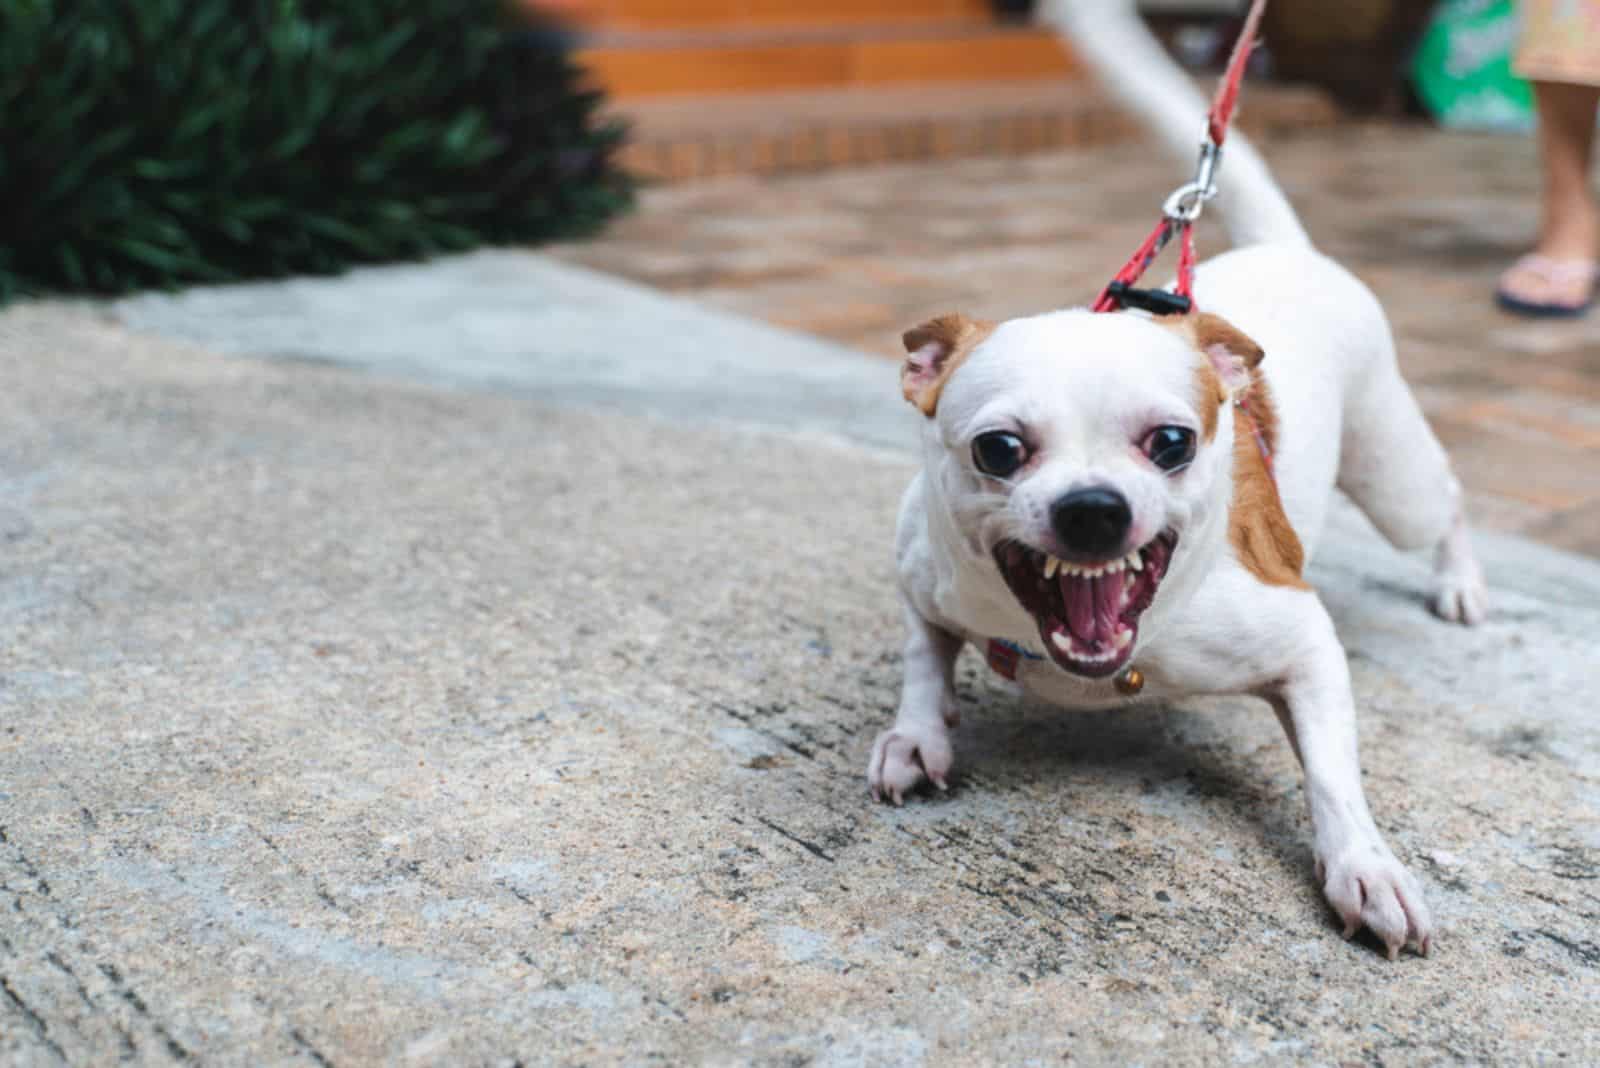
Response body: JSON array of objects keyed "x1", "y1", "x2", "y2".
[{"x1": 1412, "y1": 0, "x2": 1535, "y2": 130}]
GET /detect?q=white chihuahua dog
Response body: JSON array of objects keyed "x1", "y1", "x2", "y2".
[{"x1": 868, "y1": 0, "x2": 1489, "y2": 959}]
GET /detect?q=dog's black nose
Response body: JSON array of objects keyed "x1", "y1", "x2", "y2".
[{"x1": 1051, "y1": 487, "x2": 1132, "y2": 558}]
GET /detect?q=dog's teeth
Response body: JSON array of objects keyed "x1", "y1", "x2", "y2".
[
  {"x1": 1107, "y1": 559, "x2": 1124, "y2": 574},
  {"x1": 1114, "y1": 628, "x2": 1133, "y2": 650},
  {"x1": 1051, "y1": 631, "x2": 1072, "y2": 652},
  {"x1": 1044, "y1": 555, "x2": 1060, "y2": 579},
  {"x1": 1127, "y1": 551, "x2": 1143, "y2": 571}
]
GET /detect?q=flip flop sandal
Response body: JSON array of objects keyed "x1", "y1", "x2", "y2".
[{"x1": 1495, "y1": 254, "x2": 1599, "y2": 318}]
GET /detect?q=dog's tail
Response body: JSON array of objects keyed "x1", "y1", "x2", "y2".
[{"x1": 1041, "y1": 0, "x2": 1310, "y2": 249}]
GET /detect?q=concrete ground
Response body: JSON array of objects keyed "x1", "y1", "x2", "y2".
[{"x1": 2, "y1": 250, "x2": 1597, "y2": 1065}]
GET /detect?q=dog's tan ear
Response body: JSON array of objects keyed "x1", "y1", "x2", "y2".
[
  {"x1": 1186, "y1": 311, "x2": 1263, "y2": 395},
  {"x1": 901, "y1": 314, "x2": 993, "y2": 417}
]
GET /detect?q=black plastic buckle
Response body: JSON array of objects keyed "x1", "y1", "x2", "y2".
[{"x1": 1104, "y1": 282, "x2": 1192, "y2": 316}]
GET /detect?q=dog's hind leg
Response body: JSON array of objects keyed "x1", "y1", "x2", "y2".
[{"x1": 1336, "y1": 342, "x2": 1488, "y2": 624}]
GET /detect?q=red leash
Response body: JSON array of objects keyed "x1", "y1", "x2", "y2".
[
  {"x1": 1090, "y1": 0, "x2": 1277, "y2": 483},
  {"x1": 1091, "y1": 0, "x2": 1268, "y2": 313}
]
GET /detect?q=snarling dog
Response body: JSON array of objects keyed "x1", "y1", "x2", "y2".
[{"x1": 867, "y1": 0, "x2": 1488, "y2": 959}]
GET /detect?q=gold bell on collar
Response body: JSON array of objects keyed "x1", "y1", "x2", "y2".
[{"x1": 1114, "y1": 667, "x2": 1144, "y2": 696}]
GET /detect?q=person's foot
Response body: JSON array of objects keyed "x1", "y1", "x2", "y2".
[
  {"x1": 1496, "y1": 254, "x2": 1599, "y2": 318},
  {"x1": 1499, "y1": 181, "x2": 1600, "y2": 317}
]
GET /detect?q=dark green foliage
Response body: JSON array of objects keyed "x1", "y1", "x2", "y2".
[{"x1": 0, "y1": 0, "x2": 633, "y2": 301}]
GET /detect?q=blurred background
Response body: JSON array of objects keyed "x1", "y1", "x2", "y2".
[
  {"x1": 1, "y1": 0, "x2": 1594, "y2": 551},
  {"x1": 550, "y1": 0, "x2": 1529, "y2": 183},
  {"x1": 0, "y1": 0, "x2": 1538, "y2": 300}
]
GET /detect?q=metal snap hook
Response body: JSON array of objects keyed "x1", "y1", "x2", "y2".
[
  {"x1": 1163, "y1": 139, "x2": 1223, "y2": 222},
  {"x1": 1162, "y1": 181, "x2": 1208, "y2": 222}
]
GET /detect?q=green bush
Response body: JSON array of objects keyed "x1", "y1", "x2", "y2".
[{"x1": 0, "y1": 0, "x2": 633, "y2": 301}]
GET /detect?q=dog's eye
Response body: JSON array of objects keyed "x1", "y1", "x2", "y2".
[
  {"x1": 1144, "y1": 426, "x2": 1196, "y2": 472},
  {"x1": 972, "y1": 431, "x2": 1029, "y2": 478}
]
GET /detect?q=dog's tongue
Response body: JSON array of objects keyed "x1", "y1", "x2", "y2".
[
  {"x1": 1061, "y1": 572, "x2": 1128, "y2": 646},
  {"x1": 1064, "y1": 575, "x2": 1094, "y2": 639}
]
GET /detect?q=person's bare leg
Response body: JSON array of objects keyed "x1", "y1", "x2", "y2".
[
  {"x1": 1534, "y1": 81, "x2": 1600, "y2": 257},
  {"x1": 1499, "y1": 81, "x2": 1600, "y2": 310}
]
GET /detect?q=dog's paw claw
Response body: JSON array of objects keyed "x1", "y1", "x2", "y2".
[
  {"x1": 1320, "y1": 847, "x2": 1433, "y2": 960},
  {"x1": 867, "y1": 725, "x2": 953, "y2": 806},
  {"x1": 1431, "y1": 523, "x2": 1488, "y2": 626},
  {"x1": 1431, "y1": 576, "x2": 1488, "y2": 626}
]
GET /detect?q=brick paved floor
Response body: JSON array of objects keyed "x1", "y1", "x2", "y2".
[{"x1": 553, "y1": 123, "x2": 1600, "y2": 556}]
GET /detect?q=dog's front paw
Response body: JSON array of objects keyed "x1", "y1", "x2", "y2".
[
  {"x1": 1431, "y1": 521, "x2": 1488, "y2": 625},
  {"x1": 1317, "y1": 847, "x2": 1434, "y2": 959},
  {"x1": 1432, "y1": 567, "x2": 1488, "y2": 626},
  {"x1": 867, "y1": 724, "x2": 952, "y2": 806}
]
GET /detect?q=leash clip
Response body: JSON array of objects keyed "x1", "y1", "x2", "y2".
[{"x1": 1162, "y1": 139, "x2": 1222, "y2": 223}]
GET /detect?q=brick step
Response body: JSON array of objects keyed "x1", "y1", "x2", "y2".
[
  {"x1": 612, "y1": 78, "x2": 1340, "y2": 181},
  {"x1": 577, "y1": 22, "x2": 1075, "y2": 98},
  {"x1": 576, "y1": 0, "x2": 994, "y2": 29}
]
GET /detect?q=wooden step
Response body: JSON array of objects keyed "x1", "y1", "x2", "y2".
[
  {"x1": 578, "y1": 23, "x2": 1076, "y2": 98},
  {"x1": 610, "y1": 78, "x2": 1341, "y2": 181},
  {"x1": 577, "y1": 0, "x2": 994, "y2": 29}
]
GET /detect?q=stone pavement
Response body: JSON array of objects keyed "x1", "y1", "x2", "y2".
[
  {"x1": 2, "y1": 255, "x2": 1598, "y2": 1064},
  {"x1": 554, "y1": 123, "x2": 1600, "y2": 556}
]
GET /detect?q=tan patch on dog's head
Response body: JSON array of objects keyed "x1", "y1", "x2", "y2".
[
  {"x1": 1165, "y1": 312, "x2": 1265, "y2": 443},
  {"x1": 1192, "y1": 360, "x2": 1228, "y2": 442},
  {"x1": 1228, "y1": 373, "x2": 1308, "y2": 589},
  {"x1": 1162, "y1": 311, "x2": 1304, "y2": 588},
  {"x1": 900, "y1": 314, "x2": 995, "y2": 417}
]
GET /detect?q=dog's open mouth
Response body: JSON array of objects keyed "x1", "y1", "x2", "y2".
[{"x1": 992, "y1": 533, "x2": 1176, "y2": 678}]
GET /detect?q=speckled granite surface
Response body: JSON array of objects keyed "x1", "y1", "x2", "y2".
[{"x1": 2, "y1": 274, "x2": 1596, "y2": 1064}]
